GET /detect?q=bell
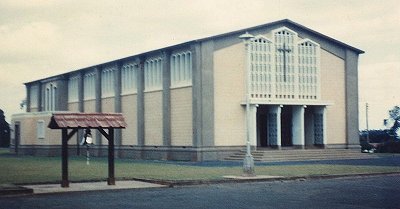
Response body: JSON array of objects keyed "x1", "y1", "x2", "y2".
[{"x1": 85, "y1": 134, "x2": 93, "y2": 145}]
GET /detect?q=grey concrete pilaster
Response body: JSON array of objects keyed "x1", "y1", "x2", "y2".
[
  {"x1": 38, "y1": 82, "x2": 42, "y2": 112},
  {"x1": 95, "y1": 67, "x2": 102, "y2": 146},
  {"x1": 114, "y1": 62, "x2": 122, "y2": 146},
  {"x1": 292, "y1": 105, "x2": 305, "y2": 147},
  {"x1": 345, "y1": 49, "x2": 360, "y2": 147},
  {"x1": 26, "y1": 85, "x2": 31, "y2": 112},
  {"x1": 56, "y1": 77, "x2": 68, "y2": 111},
  {"x1": 191, "y1": 41, "x2": 215, "y2": 150},
  {"x1": 78, "y1": 71, "x2": 84, "y2": 112},
  {"x1": 137, "y1": 58, "x2": 145, "y2": 146},
  {"x1": 162, "y1": 50, "x2": 171, "y2": 147}
]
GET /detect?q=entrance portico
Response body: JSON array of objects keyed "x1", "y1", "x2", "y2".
[{"x1": 253, "y1": 103, "x2": 329, "y2": 149}]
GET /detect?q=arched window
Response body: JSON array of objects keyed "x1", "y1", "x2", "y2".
[
  {"x1": 121, "y1": 62, "x2": 138, "y2": 95},
  {"x1": 84, "y1": 72, "x2": 96, "y2": 100},
  {"x1": 170, "y1": 51, "x2": 192, "y2": 88},
  {"x1": 144, "y1": 57, "x2": 163, "y2": 91},
  {"x1": 102, "y1": 65, "x2": 117, "y2": 98},
  {"x1": 44, "y1": 83, "x2": 57, "y2": 111},
  {"x1": 68, "y1": 75, "x2": 79, "y2": 102}
]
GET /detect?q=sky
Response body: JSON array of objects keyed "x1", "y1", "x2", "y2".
[{"x1": 0, "y1": 0, "x2": 399, "y2": 130}]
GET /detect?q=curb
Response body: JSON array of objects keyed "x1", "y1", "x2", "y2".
[
  {"x1": 130, "y1": 172, "x2": 400, "y2": 187},
  {"x1": 1, "y1": 172, "x2": 399, "y2": 196},
  {"x1": 0, "y1": 185, "x2": 33, "y2": 196}
]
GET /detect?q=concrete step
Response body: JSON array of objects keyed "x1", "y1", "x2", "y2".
[{"x1": 224, "y1": 149, "x2": 378, "y2": 162}]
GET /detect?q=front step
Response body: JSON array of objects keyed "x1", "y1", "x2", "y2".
[{"x1": 224, "y1": 149, "x2": 379, "y2": 162}]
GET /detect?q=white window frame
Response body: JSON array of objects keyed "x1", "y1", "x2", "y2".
[
  {"x1": 37, "y1": 120, "x2": 45, "y2": 139},
  {"x1": 44, "y1": 82, "x2": 57, "y2": 111},
  {"x1": 121, "y1": 62, "x2": 138, "y2": 95},
  {"x1": 68, "y1": 75, "x2": 79, "y2": 103},
  {"x1": 30, "y1": 85, "x2": 39, "y2": 108},
  {"x1": 170, "y1": 51, "x2": 192, "y2": 88},
  {"x1": 101, "y1": 66, "x2": 116, "y2": 98},
  {"x1": 84, "y1": 72, "x2": 96, "y2": 101},
  {"x1": 144, "y1": 57, "x2": 163, "y2": 92}
]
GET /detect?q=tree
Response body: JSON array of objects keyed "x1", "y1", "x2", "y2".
[
  {"x1": 0, "y1": 109, "x2": 10, "y2": 147},
  {"x1": 386, "y1": 106, "x2": 400, "y2": 141}
]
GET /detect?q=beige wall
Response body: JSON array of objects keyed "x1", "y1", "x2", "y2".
[
  {"x1": 11, "y1": 113, "x2": 61, "y2": 146},
  {"x1": 320, "y1": 49, "x2": 346, "y2": 144},
  {"x1": 68, "y1": 102, "x2": 79, "y2": 112},
  {"x1": 121, "y1": 94, "x2": 137, "y2": 145},
  {"x1": 84, "y1": 100, "x2": 96, "y2": 113},
  {"x1": 30, "y1": 108, "x2": 39, "y2": 112},
  {"x1": 101, "y1": 97, "x2": 115, "y2": 113},
  {"x1": 144, "y1": 91, "x2": 163, "y2": 146},
  {"x1": 171, "y1": 87, "x2": 193, "y2": 146},
  {"x1": 213, "y1": 42, "x2": 246, "y2": 146}
]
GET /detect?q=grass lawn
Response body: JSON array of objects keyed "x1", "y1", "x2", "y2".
[{"x1": 0, "y1": 150, "x2": 399, "y2": 185}]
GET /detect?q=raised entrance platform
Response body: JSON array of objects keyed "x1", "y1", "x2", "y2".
[{"x1": 224, "y1": 149, "x2": 377, "y2": 162}]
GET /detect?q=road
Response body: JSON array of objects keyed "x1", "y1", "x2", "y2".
[{"x1": 1, "y1": 175, "x2": 399, "y2": 209}]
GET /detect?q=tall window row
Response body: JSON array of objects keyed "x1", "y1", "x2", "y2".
[
  {"x1": 84, "y1": 72, "x2": 96, "y2": 100},
  {"x1": 171, "y1": 51, "x2": 192, "y2": 87},
  {"x1": 44, "y1": 83, "x2": 57, "y2": 111},
  {"x1": 30, "y1": 85, "x2": 39, "y2": 108},
  {"x1": 248, "y1": 27, "x2": 320, "y2": 101},
  {"x1": 102, "y1": 66, "x2": 116, "y2": 98},
  {"x1": 68, "y1": 75, "x2": 79, "y2": 102},
  {"x1": 121, "y1": 62, "x2": 138, "y2": 95},
  {"x1": 144, "y1": 57, "x2": 163, "y2": 91}
]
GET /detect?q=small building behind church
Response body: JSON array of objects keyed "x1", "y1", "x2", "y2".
[{"x1": 11, "y1": 19, "x2": 364, "y2": 161}]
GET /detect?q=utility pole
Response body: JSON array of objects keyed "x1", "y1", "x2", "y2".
[{"x1": 366, "y1": 103, "x2": 370, "y2": 143}]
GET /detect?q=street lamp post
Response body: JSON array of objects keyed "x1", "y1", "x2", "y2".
[{"x1": 239, "y1": 32, "x2": 255, "y2": 176}]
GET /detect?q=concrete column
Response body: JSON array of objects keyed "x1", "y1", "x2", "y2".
[
  {"x1": 26, "y1": 85, "x2": 31, "y2": 112},
  {"x1": 314, "y1": 106, "x2": 327, "y2": 146},
  {"x1": 249, "y1": 104, "x2": 257, "y2": 147},
  {"x1": 162, "y1": 50, "x2": 171, "y2": 147},
  {"x1": 114, "y1": 62, "x2": 122, "y2": 146},
  {"x1": 292, "y1": 105, "x2": 305, "y2": 148},
  {"x1": 268, "y1": 105, "x2": 281, "y2": 148},
  {"x1": 95, "y1": 67, "x2": 103, "y2": 148},
  {"x1": 137, "y1": 58, "x2": 145, "y2": 146}
]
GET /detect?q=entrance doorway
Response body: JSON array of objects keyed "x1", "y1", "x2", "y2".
[
  {"x1": 14, "y1": 123, "x2": 20, "y2": 154},
  {"x1": 257, "y1": 105, "x2": 294, "y2": 148},
  {"x1": 281, "y1": 106, "x2": 293, "y2": 146}
]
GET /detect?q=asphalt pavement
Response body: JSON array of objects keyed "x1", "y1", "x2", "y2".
[{"x1": 1, "y1": 174, "x2": 399, "y2": 209}]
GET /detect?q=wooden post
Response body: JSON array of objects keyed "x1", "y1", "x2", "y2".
[
  {"x1": 108, "y1": 128, "x2": 115, "y2": 185},
  {"x1": 61, "y1": 129, "x2": 69, "y2": 187}
]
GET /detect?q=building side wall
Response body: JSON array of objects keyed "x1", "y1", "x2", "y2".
[
  {"x1": 68, "y1": 102, "x2": 79, "y2": 112},
  {"x1": 11, "y1": 113, "x2": 61, "y2": 146},
  {"x1": 144, "y1": 91, "x2": 163, "y2": 146},
  {"x1": 121, "y1": 94, "x2": 137, "y2": 145},
  {"x1": 84, "y1": 100, "x2": 96, "y2": 113},
  {"x1": 171, "y1": 87, "x2": 193, "y2": 146},
  {"x1": 101, "y1": 97, "x2": 115, "y2": 113},
  {"x1": 213, "y1": 42, "x2": 246, "y2": 146},
  {"x1": 320, "y1": 49, "x2": 346, "y2": 145}
]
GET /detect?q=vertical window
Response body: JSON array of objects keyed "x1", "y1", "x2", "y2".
[
  {"x1": 44, "y1": 83, "x2": 57, "y2": 111},
  {"x1": 68, "y1": 75, "x2": 79, "y2": 102},
  {"x1": 37, "y1": 120, "x2": 45, "y2": 139},
  {"x1": 84, "y1": 72, "x2": 96, "y2": 100},
  {"x1": 121, "y1": 62, "x2": 138, "y2": 94},
  {"x1": 170, "y1": 51, "x2": 192, "y2": 87},
  {"x1": 298, "y1": 40, "x2": 320, "y2": 100},
  {"x1": 144, "y1": 57, "x2": 163, "y2": 91},
  {"x1": 102, "y1": 66, "x2": 116, "y2": 98},
  {"x1": 30, "y1": 85, "x2": 38, "y2": 108}
]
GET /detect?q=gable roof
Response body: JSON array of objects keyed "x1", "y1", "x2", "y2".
[
  {"x1": 48, "y1": 113, "x2": 126, "y2": 129},
  {"x1": 197, "y1": 19, "x2": 364, "y2": 54},
  {"x1": 25, "y1": 19, "x2": 363, "y2": 85}
]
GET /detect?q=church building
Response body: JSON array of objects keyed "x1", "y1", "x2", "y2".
[{"x1": 11, "y1": 19, "x2": 364, "y2": 161}]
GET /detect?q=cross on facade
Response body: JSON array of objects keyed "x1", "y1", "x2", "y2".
[{"x1": 277, "y1": 43, "x2": 292, "y2": 82}]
